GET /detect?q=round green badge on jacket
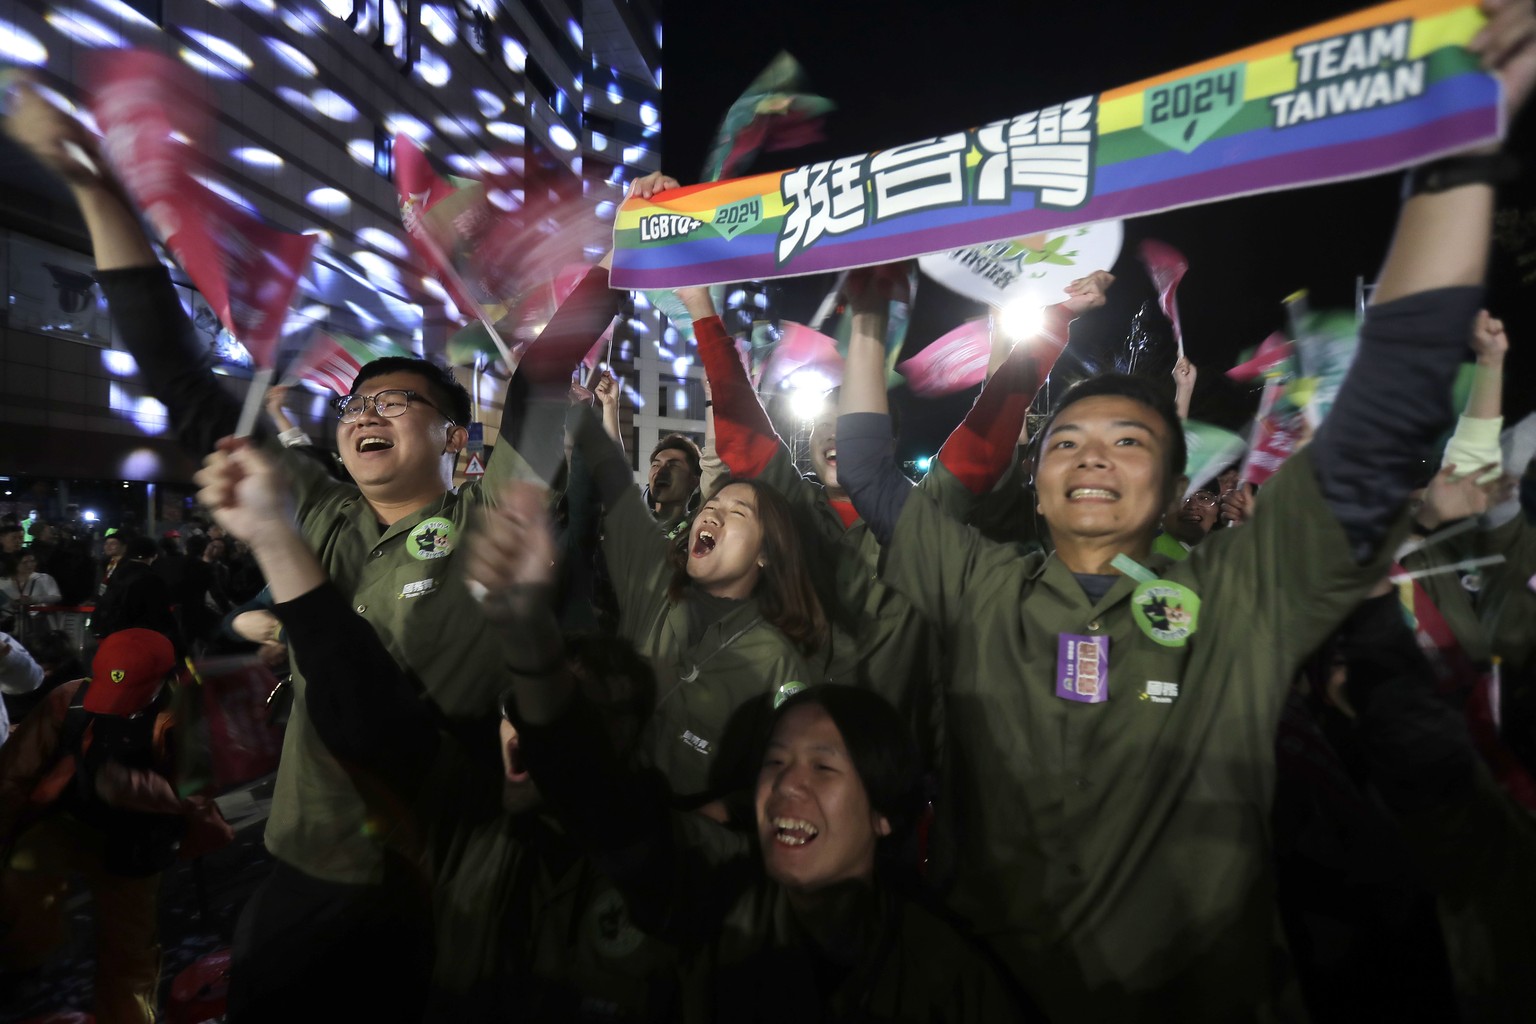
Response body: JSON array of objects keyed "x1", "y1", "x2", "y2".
[
  {"x1": 1130, "y1": 580, "x2": 1200, "y2": 647},
  {"x1": 773, "y1": 681, "x2": 807, "y2": 708},
  {"x1": 408, "y1": 517, "x2": 456, "y2": 560}
]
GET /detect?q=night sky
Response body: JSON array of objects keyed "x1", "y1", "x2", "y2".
[{"x1": 662, "y1": 0, "x2": 1536, "y2": 460}]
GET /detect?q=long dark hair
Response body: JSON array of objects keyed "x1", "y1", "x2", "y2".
[
  {"x1": 667, "y1": 478, "x2": 828, "y2": 655},
  {"x1": 771, "y1": 686, "x2": 925, "y2": 877}
]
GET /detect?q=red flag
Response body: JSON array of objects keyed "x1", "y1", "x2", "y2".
[
  {"x1": 91, "y1": 50, "x2": 314, "y2": 368},
  {"x1": 896, "y1": 318, "x2": 991, "y2": 397},
  {"x1": 192, "y1": 655, "x2": 285, "y2": 790},
  {"x1": 1226, "y1": 331, "x2": 1294, "y2": 382},
  {"x1": 394, "y1": 135, "x2": 608, "y2": 369},
  {"x1": 1138, "y1": 239, "x2": 1187, "y2": 356},
  {"x1": 394, "y1": 136, "x2": 483, "y2": 326},
  {"x1": 759, "y1": 321, "x2": 844, "y2": 393},
  {"x1": 1238, "y1": 377, "x2": 1305, "y2": 486},
  {"x1": 288, "y1": 332, "x2": 412, "y2": 396}
]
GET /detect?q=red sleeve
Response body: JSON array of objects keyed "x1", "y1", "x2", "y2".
[
  {"x1": 936, "y1": 303, "x2": 1072, "y2": 494},
  {"x1": 694, "y1": 315, "x2": 782, "y2": 478}
]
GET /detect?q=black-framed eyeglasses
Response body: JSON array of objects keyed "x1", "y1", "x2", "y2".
[{"x1": 336, "y1": 389, "x2": 454, "y2": 425}]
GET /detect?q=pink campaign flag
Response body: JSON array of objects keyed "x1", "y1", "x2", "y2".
[
  {"x1": 759, "y1": 321, "x2": 844, "y2": 393},
  {"x1": 91, "y1": 50, "x2": 314, "y2": 368},
  {"x1": 394, "y1": 136, "x2": 484, "y2": 327},
  {"x1": 288, "y1": 332, "x2": 412, "y2": 396},
  {"x1": 1239, "y1": 376, "x2": 1306, "y2": 486},
  {"x1": 1226, "y1": 331, "x2": 1295, "y2": 383},
  {"x1": 896, "y1": 318, "x2": 991, "y2": 397},
  {"x1": 1138, "y1": 239, "x2": 1187, "y2": 356},
  {"x1": 394, "y1": 135, "x2": 608, "y2": 368}
]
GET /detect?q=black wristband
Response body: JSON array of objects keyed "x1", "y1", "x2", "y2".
[{"x1": 1402, "y1": 152, "x2": 1520, "y2": 199}]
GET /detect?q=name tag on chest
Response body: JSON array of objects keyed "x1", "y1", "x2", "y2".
[{"x1": 1056, "y1": 633, "x2": 1109, "y2": 703}]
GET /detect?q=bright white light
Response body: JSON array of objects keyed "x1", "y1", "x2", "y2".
[
  {"x1": 474, "y1": 88, "x2": 504, "y2": 118},
  {"x1": 503, "y1": 37, "x2": 527, "y2": 73},
  {"x1": 416, "y1": 47, "x2": 450, "y2": 86},
  {"x1": 82, "y1": 510, "x2": 98, "y2": 523},
  {"x1": 639, "y1": 102, "x2": 658, "y2": 127},
  {"x1": 487, "y1": 121, "x2": 525, "y2": 144},
  {"x1": 46, "y1": 9, "x2": 125, "y2": 47},
  {"x1": 352, "y1": 251, "x2": 400, "y2": 284},
  {"x1": 307, "y1": 187, "x2": 350, "y2": 212},
  {"x1": 786, "y1": 370, "x2": 833, "y2": 420},
  {"x1": 312, "y1": 89, "x2": 358, "y2": 121},
  {"x1": 591, "y1": 132, "x2": 608, "y2": 152},
  {"x1": 444, "y1": 154, "x2": 479, "y2": 175},
  {"x1": 345, "y1": 139, "x2": 373, "y2": 166},
  {"x1": 281, "y1": 7, "x2": 319, "y2": 34},
  {"x1": 420, "y1": 4, "x2": 456, "y2": 45},
  {"x1": 240, "y1": 0, "x2": 277, "y2": 12},
  {"x1": 194, "y1": 175, "x2": 256, "y2": 211},
  {"x1": 385, "y1": 113, "x2": 430, "y2": 142},
  {"x1": 101, "y1": 350, "x2": 139, "y2": 376},
  {"x1": 0, "y1": 21, "x2": 48, "y2": 66},
  {"x1": 345, "y1": 300, "x2": 381, "y2": 326},
  {"x1": 595, "y1": 200, "x2": 616, "y2": 221},
  {"x1": 434, "y1": 116, "x2": 470, "y2": 138},
  {"x1": 319, "y1": 0, "x2": 351, "y2": 15},
  {"x1": 474, "y1": 152, "x2": 504, "y2": 176},
  {"x1": 607, "y1": 83, "x2": 623, "y2": 105},
  {"x1": 133, "y1": 396, "x2": 169, "y2": 435},
  {"x1": 185, "y1": 29, "x2": 253, "y2": 69},
  {"x1": 358, "y1": 227, "x2": 408, "y2": 258},
  {"x1": 549, "y1": 124, "x2": 578, "y2": 152},
  {"x1": 381, "y1": 0, "x2": 404, "y2": 48},
  {"x1": 420, "y1": 276, "x2": 448, "y2": 302},
  {"x1": 276, "y1": 86, "x2": 316, "y2": 115},
  {"x1": 89, "y1": 0, "x2": 157, "y2": 25},
  {"x1": 487, "y1": 190, "x2": 519, "y2": 212},
  {"x1": 233, "y1": 147, "x2": 283, "y2": 168},
  {"x1": 622, "y1": 145, "x2": 648, "y2": 165},
  {"x1": 266, "y1": 38, "x2": 317, "y2": 77},
  {"x1": 180, "y1": 48, "x2": 239, "y2": 79},
  {"x1": 306, "y1": 228, "x2": 334, "y2": 247},
  {"x1": 674, "y1": 389, "x2": 689, "y2": 412},
  {"x1": 122, "y1": 448, "x2": 163, "y2": 479},
  {"x1": 998, "y1": 299, "x2": 1046, "y2": 340},
  {"x1": 567, "y1": 18, "x2": 583, "y2": 46},
  {"x1": 672, "y1": 357, "x2": 690, "y2": 378}
]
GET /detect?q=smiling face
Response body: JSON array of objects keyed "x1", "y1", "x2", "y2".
[
  {"x1": 809, "y1": 413, "x2": 839, "y2": 492},
  {"x1": 648, "y1": 447, "x2": 699, "y2": 509},
  {"x1": 1164, "y1": 490, "x2": 1219, "y2": 545},
  {"x1": 1036, "y1": 394, "x2": 1181, "y2": 555},
  {"x1": 337, "y1": 371, "x2": 464, "y2": 504},
  {"x1": 686, "y1": 482, "x2": 766, "y2": 599},
  {"x1": 756, "y1": 703, "x2": 890, "y2": 896}
]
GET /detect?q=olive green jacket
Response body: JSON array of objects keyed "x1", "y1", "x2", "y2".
[{"x1": 878, "y1": 447, "x2": 1402, "y2": 1022}]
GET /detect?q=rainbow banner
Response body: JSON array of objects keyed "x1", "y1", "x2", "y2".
[{"x1": 611, "y1": 0, "x2": 1500, "y2": 289}]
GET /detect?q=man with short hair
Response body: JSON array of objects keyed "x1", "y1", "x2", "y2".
[
  {"x1": 92, "y1": 537, "x2": 177, "y2": 644},
  {"x1": 647, "y1": 433, "x2": 701, "y2": 537},
  {"x1": 833, "y1": 8, "x2": 1535, "y2": 1011},
  {"x1": 3, "y1": 80, "x2": 616, "y2": 1018}
]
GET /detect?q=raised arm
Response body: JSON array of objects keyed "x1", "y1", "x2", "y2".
[
  {"x1": 193, "y1": 441, "x2": 437, "y2": 785},
  {"x1": 1309, "y1": 0, "x2": 1535, "y2": 562},
  {"x1": 5, "y1": 77, "x2": 239, "y2": 452},
  {"x1": 939, "y1": 271, "x2": 1112, "y2": 496}
]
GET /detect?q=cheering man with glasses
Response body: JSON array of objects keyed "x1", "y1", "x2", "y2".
[{"x1": 3, "y1": 84, "x2": 619, "y2": 1020}]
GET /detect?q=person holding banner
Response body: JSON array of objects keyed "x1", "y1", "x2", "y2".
[
  {"x1": 829, "y1": 1, "x2": 1536, "y2": 1014},
  {"x1": 672, "y1": 236, "x2": 1108, "y2": 814},
  {"x1": 2, "y1": 79, "x2": 618, "y2": 1018}
]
